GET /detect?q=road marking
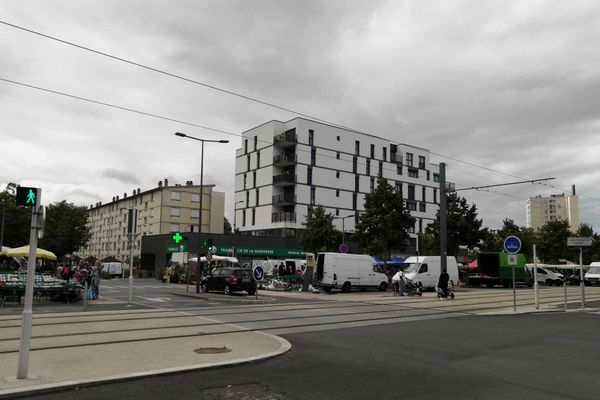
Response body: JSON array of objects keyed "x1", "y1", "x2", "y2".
[{"x1": 137, "y1": 296, "x2": 172, "y2": 303}]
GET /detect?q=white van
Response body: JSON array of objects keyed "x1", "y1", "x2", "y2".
[
  {"x1": 315, "y1": 253, "x2": 389, "y2": 293},
  {"x1": 102, "y1": 262, "x2": 123, "y2": 278},
  {"x1": 403, "y1": 256, "x2": 459, "y2": 290},
  {"x1": 585, "y1": 262, "x2": 600, "y2": 285}
]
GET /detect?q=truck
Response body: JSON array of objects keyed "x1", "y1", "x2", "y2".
[
  {"x1": 467, "y1": 253, "x2": 533, "y2": 288},
  {"x1": 314, "y1": 252, "x2": 389, "y2": 293},
  {"x1": 402, "y1": 256, "x2": 459, "y2": 290}
]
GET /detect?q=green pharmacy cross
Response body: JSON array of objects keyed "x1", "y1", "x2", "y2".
[{"x1": 172, "y1": 232, "x2": 183, "y2": 244}]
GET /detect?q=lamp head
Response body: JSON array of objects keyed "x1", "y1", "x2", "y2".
[
  {"x1": 219, "y1": 140, "x2": 229, "y2": 143},
  {"x1": 175, "y1": 132, "x2": 186, "y2": 137}
]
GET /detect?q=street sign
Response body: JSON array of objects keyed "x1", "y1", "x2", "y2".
[
  {"x1": 507, "y1": 254, "x2": 518, "y2": 265},
  {"x1": 567, "y1": 237, "x2": 593, "y2": 247},
  {"x1": 205, "y1": 253, "x2": 213, "y2": 261},
  {"x1": 253, "y1": 265, "x2": 264, "y2": 282},
  {"x1": 339, "y1": 243, "x2": 349, "y2": 253},
  {"x1": 503, "y1": 236, "x2": 521, "y2": 254},
  {"x1": 15, "y1": 187, "x2": 39, "y2": 207}
]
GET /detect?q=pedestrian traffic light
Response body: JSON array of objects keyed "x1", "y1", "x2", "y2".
[{"x1": 15, "y1": 186, "x2": 39, "y2": 206}]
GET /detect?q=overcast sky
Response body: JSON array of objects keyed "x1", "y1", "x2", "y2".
[{"x1": 2, "y1": 1, "x2": 600, "y2": 231}]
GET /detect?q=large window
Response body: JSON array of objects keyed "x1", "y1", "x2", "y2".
[
  {"x1": 169, "y1": 224, "x2": 179, "y2": 232},
  {"x1": 171, "y1": 191, "x2": 181, "y2": 201},
  {"x1": 170, "y1": 207, "x2": 180, "y2": 217},
  {"x1": 310, "y1": 186, "x2": 316, "y2": 205},
  {"x1": 406, "y1": 152, "x2": 413, "y2": 167},
  {"x1": 191, "y1": 209, "x2": 199, "y2": 219},
  {"x1": 419, "y1": 155, "x2": 426, "y2": 169},
  {"x1": 408, "y1": 185, "x2": 415, "y2": 201},
  {"x1": 192, "y1": 193, "x2": 200, "y2": 203},
  {"x1": 408, "y1": 169, "x2": 418, "y2": 178}
]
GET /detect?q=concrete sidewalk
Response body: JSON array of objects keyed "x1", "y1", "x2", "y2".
[{"x1": 0, "y1": 309, "x2": 291, "y2": 398}]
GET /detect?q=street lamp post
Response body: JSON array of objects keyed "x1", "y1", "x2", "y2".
[
  {"x1": 334, "y1": 214, "x2": 355, "y2": 246},
  {"x1": 175, "y1": 132, "x2": 228, "y2": 293},
  {"x1": 232, "y1": 200, "x2": 244, "y2": 258}
]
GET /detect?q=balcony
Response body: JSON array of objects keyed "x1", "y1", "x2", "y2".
[
  {"x1": 273, "y1": 174, "x2": 297, "y2": 186},
  {"x1": 272, "y1": 212, "x2": 296, "y2": 223},
  {"x1": 274, "y1": 129, "x2": 298, "y2": 148},
  {"x1": 390, "y1": 153, "x2": 402, "y2": 164},
  {"x1": 272, "y1": 194, "x2": 296, "y2": 205},
  {"x1": 273, "y1": 153, "x2": 297, "y2": 167}
]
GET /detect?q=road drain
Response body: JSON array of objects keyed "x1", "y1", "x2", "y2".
[{"x1": 194, "y1": 346, "x2": 232, "y2": 354}]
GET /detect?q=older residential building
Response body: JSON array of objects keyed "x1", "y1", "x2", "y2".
[
  {"x1": 526, "y1": 188, "x2": 579, "y2": 232},
  {"x1": 77, "y1": 179, "x2": 225, "y2": 261},
  {"x1": 234, "y1": 117, "x2": 440, "y2": 249}
]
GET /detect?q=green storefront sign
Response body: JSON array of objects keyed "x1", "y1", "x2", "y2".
[
  {"x1": 166, "y1": 243, "x2": 189, "y2": 253},
  {"x1": 215, "y1": 246, "x2": 307, "y2": 258}
]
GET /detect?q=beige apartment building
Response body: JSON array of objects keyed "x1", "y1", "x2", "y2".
[
  {"x1": 77, "y1": 179, "x2": 225, "y2": 261},
  {"x1": 526, "y1": 190, "x2": 579, "y2": 232}
]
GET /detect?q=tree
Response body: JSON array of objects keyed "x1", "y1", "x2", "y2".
[
  {"x1": 424, "y1": 192, "x2": 483, "y2": 256},
  {"x1": 39, "y1": 200, "x2": 91, "y2": 258},
  {"x1": 495, "y1": 219, "x2": 536, "y2": 261},
  {"x1": 575, "y1": 223, "x2": 600, "y2": 264},
  {"x1": 354, "y1": 177, "x2": 415, "y2": 260},
  {"x1": 537, "y1": 220, "x2": 572, "y2": 264},
  {"x1": 0, "y1": 190, "x2": 31, "y2": 248},
  {"x1": 299, "y1": 205, "x2": 340, "y2": 255},
  {"x1": 223, "y1": 217, "x2": 232, "y2": 234}
]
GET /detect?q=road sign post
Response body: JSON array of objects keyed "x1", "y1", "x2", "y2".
[
  {"x1": 504, "y1": 236, "x2": 521, "y2": 313},
  {"x1": 567, "y1": 237, "x2": 592, "y2": 309},
  {"x1": 252, "y1": 265, "x2": 264, "y2": 300}
]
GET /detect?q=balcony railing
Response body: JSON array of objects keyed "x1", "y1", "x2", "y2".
[
  {"x1": 273, "y1": 174, "x2": 297, "y2": 186},
  {"x1": 272, "y1": 194, "x2": 296, "y2": 205},
  {"x1": 273, "y1": 153, "x2": 297, "y2": 166},
  {"x1": 274, "y1": 130, "x2": 298, "y2": 147},
  {"x1": 272, "y1": 212, "x2": 296, "y2": 223}
]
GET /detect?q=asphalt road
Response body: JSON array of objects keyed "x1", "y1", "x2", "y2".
[{"x1": 21, "y1": 311, "x2": 600, "y2": 400}]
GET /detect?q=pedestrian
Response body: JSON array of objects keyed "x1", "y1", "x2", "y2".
[
  {"x1": 91, "y1": 261, "x2": 102, "y2": 300},
  {"x1": 391, "y1": 270, "x2": 403, "y2": 296},
  {"x1": 438, "y1": 270, "x2": 450, "y2": 298},
  {"x1": 61, "y1": 263, "x2": 72, "y2": 283},
  {"x1": 278, "y1": 262, "x2": 285, "y2": 276}
]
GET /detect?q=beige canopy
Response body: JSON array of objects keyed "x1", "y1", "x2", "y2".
[{"x1": 4, "y1": 245, "x2": 57, "y2": 260}]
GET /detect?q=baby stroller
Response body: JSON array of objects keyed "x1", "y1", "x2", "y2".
[
  {"x1": 436, "y1": 281, "x2": 455, "y2": 300},
  {"x1": 404, "y1": 278, "x2": 422, "y2": 297}
]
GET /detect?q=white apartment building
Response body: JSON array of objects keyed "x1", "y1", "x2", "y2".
[
  {"x1": 234, "y1": 118, "x2": 440, "y2": 243},
  {"x1": 77, "y1": 179, "x2": 225, "y2": 261},
  {"x1": 527, "y1": 189, "x2": 579, "y2": 232}
]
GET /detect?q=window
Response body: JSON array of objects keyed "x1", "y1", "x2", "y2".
[
  {"x1": 366, "y1": 159, "x2": 370, "y2": 175},
  {"x1": 336, "y1": 190, "x2": 340, "y2": 198},
  {"x1": 406, "y1": 152, "x2": 413, "y2": 167},
  {"x1": 407, "y1": 202, "x2": 417, "y2": 211},
  {"x1": 256, "y1": 189, "x2": 259, "y2": 205},
  {"x1": 419, "y1": 264, "x2": 428, "y2": 273},
  {"x1": 254, "y1": 136, "x2": 258, "y2": 151},
  {"x1": 370, "y1": 178, "x2": 375, "y2": 193},
  {"x1": 336, "y1": 171, "x2": 340, "y2": 179},
  {"x1": 427, "y1": 171, "x2": 430, "y2": 180},
  {"x1": 311, "y1": 148, "x2": 316, "y2": 166},
  {"x1": 307, "y1": 167, "x2": 313, "y2": 185},
  {"x1": 243, "y1": 173, "x2": 247, "y2": 189},
  {"x1": 336, "y1": 152, "x2": 340, "y2": 160},
  {"x1": 253, "y1": 171, "x2": 257, "y2": 187},
  {"x1": 355, "y1": 175, "x2": 359, "y2": 192},
  {"x1": 242, "y1": 210, "x2": 246, "y2": 226},
  {"x1": 378, "y1": 161, "x2": 383, "y2": 177},
  {"x1": 310, "y1": 186, "x2": 316, "y2": 205},
  {"x1": 408, "y1": 169, "x2": 418, "y2": 178},
  {"x1": 422, "y1": 187, "x2": 426, "y2": 201},
  {"x1": 252, "y1": 209, "x2": 256, "y2": 225},
  {"x1": 370, "y1": 144, "x2": 375, "y2": 158},
  {"x1": 353, "y1": 156, "x2": 357, "y2": 173},
  {"x1": 246, "y1": 191, "x2": 250, "y2": 206},
  {"x1": 397, "y1": 165, "x2": 402, "y2": 175},
  {"x1": 309, "y1": 129, "x2": 314, "y2": 146},
  {"x1": 247, "y1": 155, "x2": 250, "y2": 170},
  {"x1": 336, "y1": 209, "x2": 340, "y2": 216},
  {"x1": 170, "y1": 207, "x2": 180, "y2": 217},
  {"x1": 337, "y1": 135, "x2": 340, "y2": 141},
  {"x1": 171, "y1": 191, "x2": 181, "y2": 201},
  {"x1": 353, "y1": 193, "x2": 357, "y2": 210},
  {"x1": 419, "y1": 218, "x2": 423, "y2": 233},
  {"x1": 433, "y1": 174, "x2": 440, "y2": 183},
  {"x1": 257, "y1": 151, "x2": 260, "y2": 168},
  {"x1": 395, "y1": 182, "x2": 402, "y2": 194},
  {"x1": 408, "y1": 185, "x2": 415, "y2": 200},
  {"x1": 419, "y1": 155, "x2": 426, "y2": 169},
  {"x1": 169, "y1": 223, "x2": 179, "y2": 232},
  {"x1": 355, "y1": 140, "x2": 360, "y2": 155},
  {"x1": 419, "y1": 202, "x2": 426, "y2": 212},
  {"x1": 434, "y1": 188, "x2": 438, "y2": 204},
  {"x1": 383, "y1": 147, "x2": 387, "y2": 161},
  {"x1": 191, "y1": 209, "x2": 199, "y2": 219},
  {"x1": 244, "y1": 139, "x2": 248, "y2": 154}
]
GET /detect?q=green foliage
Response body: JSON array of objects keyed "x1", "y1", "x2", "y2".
[
  {"x1": 0, "y1": 190, "x2": 31, "y2": 247},
  {"x1": 575, "y1": 223, "x2": 600, "y2": 265},
  {"x1": 494, "y1": 219, "x2": 536, "y2": 261},
  {"x1": 299, "y1": 205, "x2": 340, "y2": 255},
  {"x1": 39, "y1": 200, "x2": 91, "y2": 259},
  {"x1": 354, "y1": 177, "x2": 415, "y2": 259},
  {"x1": 424, "y1": 192, "x2": 484, "y2": 256},
  {"x1": 536, "y1": 220, "x2": 573, "y2": 263}
]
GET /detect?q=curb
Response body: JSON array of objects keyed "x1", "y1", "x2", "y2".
[
  {"x1": 0, "y1": 334, "x2": 291, "y2": 399},
  {"x1": 171, "y1": 292, "x2": 278, "y2": 304}
]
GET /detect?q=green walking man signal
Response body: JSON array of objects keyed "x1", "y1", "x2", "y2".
[{"x1": 15, "y1": 187, "x2": 39, "y2": 207}]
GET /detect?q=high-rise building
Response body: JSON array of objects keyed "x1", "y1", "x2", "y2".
[
  {"x1": 77, "y1": 179, "x2": 225, "y2": 261},
  {"x1": 526, "y1": 187, "x2": 579, "y2": 231},
  {"x1": 234, "y1": 118, "x2": 440, "y2": 245}
]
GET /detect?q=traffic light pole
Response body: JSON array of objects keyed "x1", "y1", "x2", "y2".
[{"x1": 17, "y1": 193, "x2": 41, "y2": 379}]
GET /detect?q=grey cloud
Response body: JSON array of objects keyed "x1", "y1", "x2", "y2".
[{"x1": 102, "y1": 169, "x2": 139, "y2": 185}]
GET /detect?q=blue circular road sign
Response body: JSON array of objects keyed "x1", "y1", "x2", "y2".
[
  {"x1": 503, "y1": 236, "x2": 522, "y2": 254},
  {"x1": 253, "y1": 265, "x2": 264, "y2": 282}
]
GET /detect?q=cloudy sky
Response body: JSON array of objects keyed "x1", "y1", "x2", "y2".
[{"x1": 2, "y1": 0, "x2": 600, "y2": 230}]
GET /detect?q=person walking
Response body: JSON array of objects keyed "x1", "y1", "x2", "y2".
[
  {"x1": 438, "y1": 270, "x2": 450, "y2": 299},
  {"x1": 391, "y1": 270, "x2": 404, "y2": 296},
  {"x1": 91, "y1": 261, "x2": 102, "y2": 300}
]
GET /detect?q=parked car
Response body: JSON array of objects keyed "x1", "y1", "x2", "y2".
[{"x1": 200, "y1": 268, "x2": 256, "y2": 295}]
